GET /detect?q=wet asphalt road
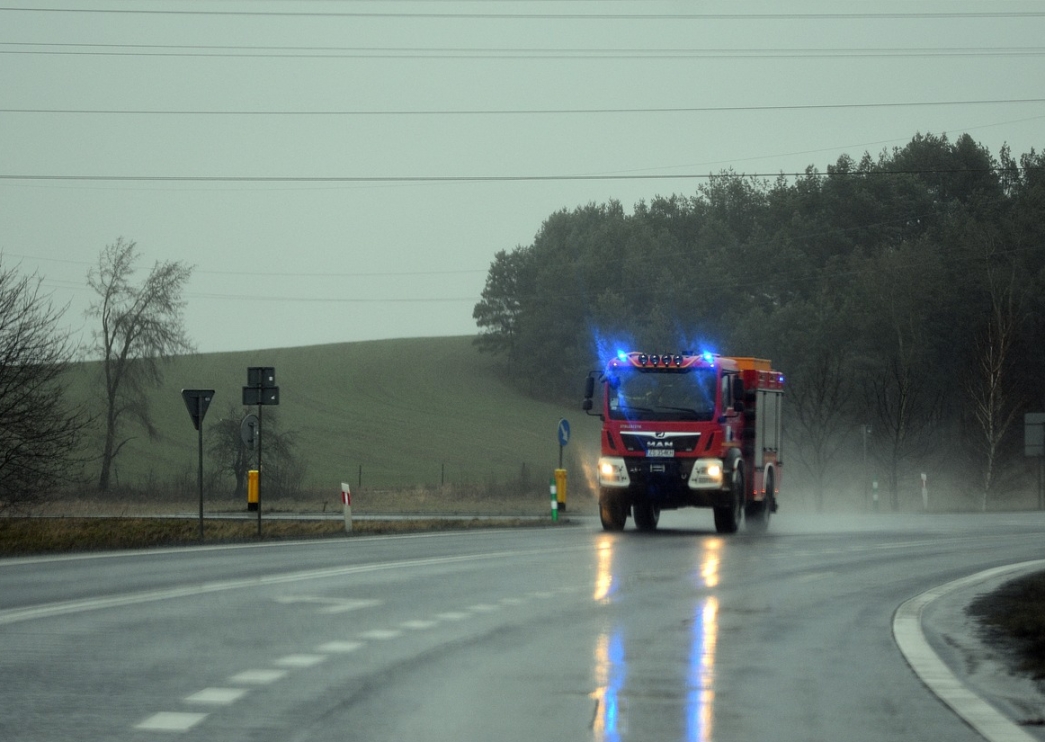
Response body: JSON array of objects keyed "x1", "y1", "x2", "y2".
[{"x1": 1, "y1": 510, "x2": 1043, "y2": 742}]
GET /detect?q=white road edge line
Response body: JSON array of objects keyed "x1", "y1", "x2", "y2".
[
  {"x1": 893, "y1": 559, "x2": 1045, "y2": 742},
  {"x1": 0, "y1": 546, "x2": 585, "y2": 626}
]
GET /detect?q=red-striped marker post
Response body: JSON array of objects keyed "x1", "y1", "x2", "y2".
[{"x1": 341, "y1": 482, "x2": 352, "y2": 533}]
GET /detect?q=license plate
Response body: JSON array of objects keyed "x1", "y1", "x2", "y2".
[{"x1": 647, "y1": 449, "x2": 675, "y2": 458}]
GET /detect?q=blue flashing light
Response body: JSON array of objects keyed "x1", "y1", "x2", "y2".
[
  {"x1": 701, "y1": 351, "x2": 715, "y2": 364},
  {"x1": 616, "y1": 349, "x2": 628, "y2": 362}
]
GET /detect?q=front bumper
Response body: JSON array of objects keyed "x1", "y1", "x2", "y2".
[{"x1": 598, "y1": 456, "x2": 731, "y2": 508}]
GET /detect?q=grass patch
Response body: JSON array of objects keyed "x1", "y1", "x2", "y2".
[
  {"x1": 968, "y1": 571, "x2": 1045, "y2": 679},
  {"x1": 0, "y1": 516, "x2": 556, "y2": 557}
]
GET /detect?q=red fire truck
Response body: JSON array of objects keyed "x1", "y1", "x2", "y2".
[{"x1": 583, "y1": 352, "x2": 784, "y2": 533}]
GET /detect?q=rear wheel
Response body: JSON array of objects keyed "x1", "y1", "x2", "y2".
[
  {"x1": 745, "y1": 471, "x2": 773, "y2": 533},
  {"x1": 633, "y1": 500, "x2": 660, "y2": 532},
  {"x1": 599, "y1": 488, "x2": 628, "y2": 531},
  {"x1": 714, "y1": 466, "x2": 744, "y2": 534}
]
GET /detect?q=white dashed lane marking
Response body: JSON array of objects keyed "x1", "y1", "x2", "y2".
[
  {"x1": 135, "y1": 712, "x2": 208, "y2": 731},
  {"x1": 275, "y1": 596, "x2": 382, "y2": 614},
  {"x1": 401, "y1": 619, "x2": 438, "y2": 630},
  {"x1": 228, "y1": 669, "x2": 287, "y2": 685},
  {"x1": 274, "y1": 654, "x2": 328, "y2": 668},
  {"x1": 317, "y1": 641, "x2": 364, "y2": 653},
  {"x1": 132, "y1": 586, "x2": 581, "y2": 733},
  {"x1": 358, "y1": 628, "x2": 402, "y2": 641},
  {"x1": 436, "y1": 611, "x2": 471, "y2": 621},
  {"x1": 184, "y1": 688, "x2": 248, "y2": 705}
]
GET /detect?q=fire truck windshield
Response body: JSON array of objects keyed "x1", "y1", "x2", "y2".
[{"x1": 607, "y1": 367, "x2": 717, "y2": 422}]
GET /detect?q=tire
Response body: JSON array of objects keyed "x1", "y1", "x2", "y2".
[
  {"x1": 599, "y1": 488, "x2": 628, "y2": 531},
  {"x1": 633, "y1": 500, "x2": 660, "y2": 532},
  {"x1": 713, "y1": 466, "x2": 744, "y2": 534},
  {"x1": 745, "y1": 471, "x2": 773, "y2": 533}
]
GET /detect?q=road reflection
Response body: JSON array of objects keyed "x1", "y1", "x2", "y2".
[
  {"x1": 590, "y1": 535, "x2": 722, "y2": 741},
  {"x1": 592, "y1": 534, "x2": 624, "y2": 741},
  {"x1": 687, "y1": 595, "x2": 719, "y2": 741},
  {"x1": 592, "y1": 627, "x2": 626, "y2": 742}
]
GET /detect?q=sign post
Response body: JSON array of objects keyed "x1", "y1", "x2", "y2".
[
  {"x1": 555, "y1": 418, "x2": 570, "y2": 512},
  {"x1": 1024, "y1": 413, "x2": 1045, "y2": 510},
  {"x1": 181, "y1": 389, "x2": 215, "y2": 541},
  {"x1": 240, "y1": 414, "x2": 259, "y2": 511},
  {"x1": 244, "y1": 367, "x2": 279, "y2": 535}
]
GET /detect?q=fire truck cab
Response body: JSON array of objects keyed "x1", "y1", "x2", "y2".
[{"x1": 583, "y1": 352, "x2": 784, "y2": 533}]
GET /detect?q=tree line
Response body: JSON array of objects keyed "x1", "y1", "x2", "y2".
[{"x1": 473, "y1": 132, "x2": 1045, "y2": 511}]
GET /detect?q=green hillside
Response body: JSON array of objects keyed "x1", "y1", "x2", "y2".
[{"x1": 67, "y1": 336, "x2": 601, "y2": 500}]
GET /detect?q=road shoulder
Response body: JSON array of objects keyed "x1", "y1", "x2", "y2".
[{"x1": 894, "y1": 561, "x2": 1045, "y2": 742}]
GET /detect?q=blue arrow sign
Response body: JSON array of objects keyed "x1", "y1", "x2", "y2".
[{"x1": 557, "y1": 418, "x2": 571, "y2": 447}]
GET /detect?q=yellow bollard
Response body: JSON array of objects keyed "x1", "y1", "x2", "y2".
[
  {"x1": 554, "y1": 468, "x2": 568, "y2": 512},
  {"x1": 247, "y1": 470, "x2": 259, "y2": 511}
]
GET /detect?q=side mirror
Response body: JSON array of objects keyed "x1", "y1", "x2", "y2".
[
  {"x1": 583, "y1": 373, "x2": 602, "y2": 418},
  {"x1": 730, "y1": 376, "x2": 744, "y2": 414}
]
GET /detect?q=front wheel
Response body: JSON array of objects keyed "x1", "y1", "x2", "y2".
[
  {"x1": 633, "y1": 500, "x2": 660, "y2": 532},
  {"x1": 599, "y1": 488, "x2": 628, "y2": 531},
  {"x1": 713, "y1": 467, "x2": 744, "y2": 534}
]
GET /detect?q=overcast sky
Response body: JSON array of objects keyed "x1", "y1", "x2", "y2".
[{"x1": 3, "y1": 1, "x2": 1043, "y2": 354}]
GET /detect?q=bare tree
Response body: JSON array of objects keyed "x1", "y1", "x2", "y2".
[
  {"x1": 782, "y1": 299, "x2": 859, "y2": 511},
  {"x1": 208, "y1": 406, "x2": 305, "y2": 499},
  {"x1": 862, "y1": 275, "x2": 943, "y2": 511},
  {"x1": 962, "y1": 232, "x2": 1025, "y2": 510},
  {"x1": 86, "y1": 238, "x2": 194, "y2": 492},
  {"x1": 0, "y1": 258, "x2": 86, "y2": 512},
  {"x1": 208, "y1": 404, "x2": 254, "y2": 498}
]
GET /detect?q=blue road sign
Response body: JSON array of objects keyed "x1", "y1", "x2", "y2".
[{"x1": 557, "y1": 418, "x2": 571, "y2": 447}]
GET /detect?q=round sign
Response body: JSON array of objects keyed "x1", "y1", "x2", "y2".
[
  {"x1": 557, "y1": 418, "x2": 571, "y2": 447},
  {"x1": 240, "y1": 413, "x2": 259, "y2": 448}
]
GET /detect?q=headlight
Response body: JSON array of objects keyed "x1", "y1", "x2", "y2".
[
  {"x1": 598, "y1": 457, "x2": 630, "y2": 487},
  {"x1": 689, "y1": 458, "x2": 725, "y2": 489}
]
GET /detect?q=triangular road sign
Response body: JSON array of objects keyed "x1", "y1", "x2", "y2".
[{"x1": 181, "y1": 389, "x2": 215, "y2": 431}]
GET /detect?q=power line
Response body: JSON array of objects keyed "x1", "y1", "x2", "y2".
[
  {"x1": 3, "y1": 98, "x2": 1043, "y2": 116},
  {"x1": 3, "y1": 43, "x2": 1045, "y2": 59},
  {"x1": 2, "y1": 7, "x2": 1044, "y2": 20},
  {"x1": 6, "y1": 251, "x2": 486, "y2": 278}
]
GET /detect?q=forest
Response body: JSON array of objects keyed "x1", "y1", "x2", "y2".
[{"x1": 473, "y1": 132, "x2": 1045, "y2": 512}]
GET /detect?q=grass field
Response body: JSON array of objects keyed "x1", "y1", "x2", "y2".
[{"x1": 59, "y1": 335, "x2": 601, "y2": 507}]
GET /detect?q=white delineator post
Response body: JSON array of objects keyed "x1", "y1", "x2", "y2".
[{"x1": 341, "y1": 482, "x2": 352, "y2": 533}]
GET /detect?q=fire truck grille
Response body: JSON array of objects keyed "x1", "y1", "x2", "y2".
[
  {"x1": 620, "y1": 434, "x2": 701, "y2": 453},
  {"x1": 626, "y1": 459, "x2": 696, "y2": 497}
]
